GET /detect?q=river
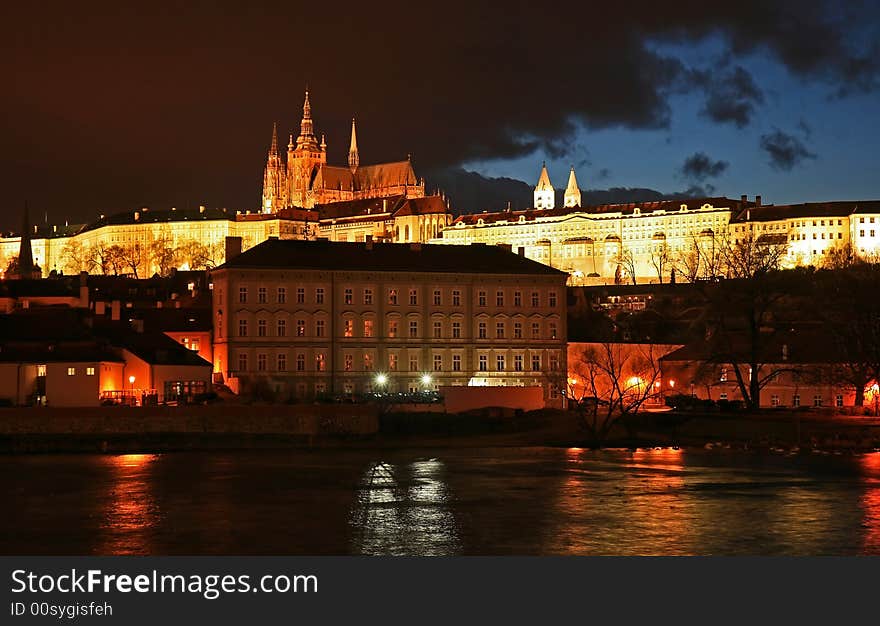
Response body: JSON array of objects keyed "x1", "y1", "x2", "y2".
[{"x1": 4, "y1": 447, "x2": 880, "y2": 555}]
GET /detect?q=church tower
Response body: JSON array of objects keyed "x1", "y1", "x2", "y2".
[
  {"x1": 348, "y1": 118, "x2": 359, "y2": 172},
  {"x1": 261, "y1": 122, "x2": 287, "y2": 213},
  {"x1": 563, "y1": 166, "x2": 582, "y2": 208},
  {"x1": 287, "y1": 89, "x2": 327, "y2": 208},
  {"x1": 534, "y1": 162, "x2": 555, "y2": 209}
]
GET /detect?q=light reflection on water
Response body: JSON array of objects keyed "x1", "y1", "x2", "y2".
[
  {"x1": 5, "y1": 447, "x2": 880, "y2": 555},
  {"x1": 350, "y1": 459, "x2": 460, "y2": 555},
  {"x1": 94, "y1": 454, "x2": 160, "y2": 555}
]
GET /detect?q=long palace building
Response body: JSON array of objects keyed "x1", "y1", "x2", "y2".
[{"x1": 433, "y1": 163, "x2": 880, "y2": 283}]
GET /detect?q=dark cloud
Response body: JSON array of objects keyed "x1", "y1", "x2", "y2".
[
  {"x1": 693, "y1": 66, "x2": 765, "y2": 127},
  {"x1": 680, "y1": 152, "x2": 730, "y2": 181},
  {"x1": 0, "y1": 0, "x2": 877, "y2": 227},
  {"x1": 760, "y1": 129, "x2": 818, "y2": 171},
  {"x1": 596, "y1": 168, "x2": 612, "y2": 181}
]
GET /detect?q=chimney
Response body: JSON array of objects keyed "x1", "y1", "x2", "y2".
[
  {"x1": 199, "y1": 205, "x2": 206, "y2": 214},
  {"x1": 755, "y1": 195, "x2": 762, "y2": 207},
  {"x1": 111, "y1": 300, "x2": 121, "y2": 321},
  {"x1": 95, "y1": 301, "x2": 106, "y2": 315},
  {"x1": 741, "y1": 194, "x2": 747, "y2": 205},
  {"x1": 518, "y1": 246, "x2": 526, "y2": 256},
  {"x1": 225, "y1": 236, "x2": 242, "y2": 262},
  {"x1": 365, "y1": 234, "x2": 374, "y2": 250},
  {"x1": 497, "y1": 243, "x2": 513, "y2": 253},
  {"x1": 134, "y1": 211, "x2": 140, "y2": 221}
]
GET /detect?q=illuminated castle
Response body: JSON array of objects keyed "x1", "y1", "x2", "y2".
[{"x1": 262, "y1": 90, "x2": 425, "y2": 212}]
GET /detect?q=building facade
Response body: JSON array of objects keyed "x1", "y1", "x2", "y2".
[{"x1": 211, "y1": 239, "x2": 568, "y2": 406}]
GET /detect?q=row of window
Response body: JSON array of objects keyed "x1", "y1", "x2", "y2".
[
  {"x1": 235, "y1": 352, "x2": 562, "y2": 373},
  {"x1": 236, "y1": 317, "x2": 558, "y2": 340},
  {"x1": 718, "y1": 393, "x2": 845, "y2": 407},
  {"x1": 236, "y1": 286, "x2": 559, "y2": 308},
  {"x1": 66, "y1": 366, "x2": 96, "y2": 376}
]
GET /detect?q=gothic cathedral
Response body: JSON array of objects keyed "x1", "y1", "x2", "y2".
[{"x1": 261, "y1": 90, "x2": 425, "y2": 212}]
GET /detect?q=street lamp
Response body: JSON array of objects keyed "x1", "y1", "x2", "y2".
[
  {"x1": 421, "y1": 374, "x2": 432, "y2": 387},
  {"x1": 128, "y1": 375, "x2": 136, "y2": 406}
]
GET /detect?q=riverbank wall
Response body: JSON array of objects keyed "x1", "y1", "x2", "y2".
[{"x1": 0, "y1": 404, "x2": 379, "y2": 453}]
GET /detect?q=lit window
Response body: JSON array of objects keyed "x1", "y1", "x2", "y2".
[
  {"x1": 344, "y1": 319, "x2": 354, "y2": 337},
  {"x1": 316, "y1": 353, "x2": 326, "y2": 372},
  {"x1": 296, "y1": 319, "x2": 305, "y2": 337},
  {"x1": 388, "y1": 289, "x2": 398, "y2": 305},
  {"x1": 86, "y1": 367, "x2": 95, "y2": 376},
  {"x1": 389, "y1": 354, "x2": 398, "y2": 371},
  {"x1": 364, "y1": 353, "x2": 374, "y2": 371},
  {"x1": 344, "y1": 354, "x2": 353, "y2": 372},
  {"x1": 67, "y1": 367, "x2": 76, "y2": 376},
  {"x1": 836, "y1": 394, "x2": 844, "y2": 407},
  {"x1": 388, "y1": 320, "x2": 398, "y2": 338},
  {"x1": 364, "y1": 319, "x2": 374, "y2": 337}
]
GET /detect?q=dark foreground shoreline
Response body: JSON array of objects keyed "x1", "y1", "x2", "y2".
[{"x1": 3, "y1": 406, "x2": 880, "y2": 454}]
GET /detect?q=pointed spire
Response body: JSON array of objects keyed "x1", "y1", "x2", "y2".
[
  {"x1": 564, "y1": 165, "x2": 582, "y2": 208},
  {"x1": 297, "y1": 88, "x2": 317, "y2": 148},
  {"x1": 320, "y1": 133, "x2": 326, "y2": 151},
  {"x1": 348, "y1": 117, "x2": 359, "y2": 172},
  {"x1": 534, "y1": 161, "x2": 555, "y2": 209},
  {"x1": 269, "y1": 122, "x2": 279, "y2": 155}
]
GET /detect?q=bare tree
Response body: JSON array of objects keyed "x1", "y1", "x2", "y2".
[
  {"x1": 648, "y1": 239, "x2": 670, "y2": 284},
  {"x1": 117, "y1": 242, "x2": 146, "y2": 278},
  {"x1": 672, "y1": 235, "x2": 702, "y2": 283},
  {"x1": 60, "y1": 240, "x2": 91, "y2": 274},
  {"x1": 88, "y1": 242, "x2": 115, "y2": 275},
  {"x1": 615, "y1": 247, "x2": 638, "y2": 285},
  {"x1": 567, "y1": 342, "x2": 663, "y2": 445},
  {"x1": 700, "y1": 233, "x2": 788, "y2": 409},
  {"x1": 149, "y1": 228, "x2": 179, "y2": 276}
]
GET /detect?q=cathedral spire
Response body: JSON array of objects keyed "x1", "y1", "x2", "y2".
[
  {"x1": 534, "y1": 161, "x2": 555, "y2": 209},
  {"x1": 564, "y1": 165, "x2": 582, "y2": 208},
  {"x1": 348, "y1": 117, "x2": 359, "y2": 172},
  {"x1": 296, "y1": 88, "x2": 319, "y2": 150},
  {"x1": 269, "y1": 122, "x2": 279, "y2": 155}
]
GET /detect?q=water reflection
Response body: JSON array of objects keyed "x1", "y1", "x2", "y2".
[
  {"x1": 350, "y1": 459, "x2": 460, "y2": 555},
  {"x1": 94, "y1": 454, "x2": 160, "y2": 555},
  {"x1": 860, "y1": 452, "x2": 880, "y2": 555}
]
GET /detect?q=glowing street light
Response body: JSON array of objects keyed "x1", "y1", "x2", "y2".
[
  {"x1": 421, "y1": 374, "x2": 432, "y2": 387},
  {"x1": 375, "y1": 373, "x2": 388, "y2": 387}
]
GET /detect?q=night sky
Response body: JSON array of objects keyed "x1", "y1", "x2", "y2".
[{"x1": 2, "y1": 1, "x2": 879, "y2": 231}]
